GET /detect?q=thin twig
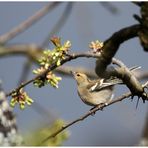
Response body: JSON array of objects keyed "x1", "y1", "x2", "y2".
[
  {"x1": 0, "y1": 2, "x2": 61, "y2": 44},
  {"x1": 1, "y1": 44, "x2": 147, "y2": 81},
  {"x1": 40, "y1": 93, "x2": 131, "y2": 144},
  {"x1": 0, "y1": 44, "x2": 148, "y2": 80},
  {"x1": 0, "y1": 44, "x2": 147, "y2": 81},
  {"x1": 1, "y1": 44, "x2": 145, "y2": 100},
  {"x1": 5, "y1": 51, "x2": 147, "y2": 100},
  {"x1": 40, "y1": 81, "x2": 148, "y2": 145},
  {"x1": 6, "y1": 52, "x2": 101, "y2": 97}
]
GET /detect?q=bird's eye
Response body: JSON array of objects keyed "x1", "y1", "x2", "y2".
[{"x1": 77, "y1": 74, "x2": 80, "y2": 77}]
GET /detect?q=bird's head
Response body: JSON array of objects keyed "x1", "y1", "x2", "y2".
[{"x1": 71, "y1": 71, "x2": 89, "y2": 86}]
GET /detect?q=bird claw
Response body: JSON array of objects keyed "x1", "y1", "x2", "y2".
[
  {"x1": 89, "y1": 107, "x2": 96, "y2": 116},
  {"x1": 89, "y1": 104, "x2": 105, "y2": 116}
]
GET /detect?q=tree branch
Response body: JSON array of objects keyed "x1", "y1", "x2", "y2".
[
  {"x1": 95, "y1": 24, "x2": 141, "y2": 75},
  {"x1": 112, "y1": 58, "x2": 143, "y2": 96},
  {"x1": 4, "y1": 50, "x2": 147, "y2": 103},
  {"x1": 0, "y1": 41, "x2": 146, "y2": 102},
  {"x1": 40, "y1": 93, "x2": 131, "y2": 144},
  {"x1": 6, "y1": 51, "x2": 101, "y2": 96},
  {"x1": 40, "y1": 81, "x2": 148, "y2": 145},
  {"x1": 0, "y1": 44, "x2": 148, "y2": 81}
]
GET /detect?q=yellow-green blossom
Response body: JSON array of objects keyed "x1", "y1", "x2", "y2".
[
  {"x1": 10, "y1": 89, "x2": 34, "y2": 110},
  {"x1": 33, "y1": 37, "x2": 71, "y2": 88}
]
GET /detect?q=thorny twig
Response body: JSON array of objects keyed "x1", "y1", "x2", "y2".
[
  {"x1": 40, "y1": 81, "x2": 148, "y2": 144},
  {"x1": 112, "y1": 58, "x2": 144, "y2": 96}
]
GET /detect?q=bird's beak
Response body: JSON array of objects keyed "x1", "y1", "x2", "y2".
[{"x1": 70, "y1": 71, "x2": 76, "y2": 76}]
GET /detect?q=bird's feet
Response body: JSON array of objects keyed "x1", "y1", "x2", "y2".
[
  {"x1": 89, "y1": 104, "x2": 105, "y2": 116},
  {"x1": 89, "y1": 106, "x2": 96, "y2": 116}
]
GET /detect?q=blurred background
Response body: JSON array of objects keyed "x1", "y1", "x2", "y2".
[{"x1": 0, "y1": 2, "x2": 147, "y2": 146}]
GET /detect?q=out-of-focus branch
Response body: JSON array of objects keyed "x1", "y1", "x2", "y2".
[
  {"x1": 0, "y1": 44, "x2": 42, "y2": 60},
  {"x1": 135, "y1": 71, "x2": 148, "y2": 81},
  {"x1": 0, "y1": 2, "x2": 61, "y2": 44},
  {"x1": 6, "y1": 51, "x2": 101, "y2": 97},
  {"x1": 42, "y1": 2, "x2": 73, "y2": 48},
  {"x1": 5, "y1": 52, "x2": 147, "y2": 108},
  {"x1": 56, "y1": 65, "x2": 148, "y2": 81},
  {"x1": 100, "y1": 2, "x2": 119, "y2": 14},
  {"x1": 40, "y1": 81, "x2": 148, "y2": 144},
  {"x1": 0, "y1": 30, "x2": 147, "y2": 145},
  {"x1": 0, "y1": 44, "x2": 147, "y2": 100},
  {"x1": 56, "y1": 65, "x2": 97, "y2": 79},
  {"x1": 0, "y1": 44, "x2": 148, "y2": 81}
]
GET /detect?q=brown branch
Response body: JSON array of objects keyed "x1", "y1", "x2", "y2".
[
  {"x1": 0, "y1": 44, "x2": 43, "y2": 60},
  {"x1": 1, "y1": 43, "x2": 146, "y2": 100},
  {"x1": 40, "y1": 92, "x2": 131, "y2": 144},
  {"x1": 56, "y1": 66, "x2": 148, "y2": 81},
  {"x1": 135, "y1": 71, "x2": 148, "y2": 80},
  {"x1": 95, "y1": 24, "x2": 141, "y2": 75},
  {"x1": 1, "y1": 44, "x2": 148, "y2": 81},
  {"x1": 0, "y1": 2, "x2": 61, "y2": 44},
  {"x1": 112, "y1": 58, "x2": 143, "y2": 96},
  {"x1": 1, "y1": 44, "x2": 147, "y2": 82},
  {"x1": 4, "y1": 50, "x2": 147, "y2": 101},
  {"x1": 6, "y1": 52, "x2": 101, "y2": 96},
  {"x1": 138, "y1": 3, "x2": 148, "y2": 51},
  {"x1": 39, "y1": 81, "x2": 148, "y2": 145}
]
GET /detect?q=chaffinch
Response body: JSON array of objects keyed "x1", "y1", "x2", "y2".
[{"x1": 71, "y1": 71, "x2": 123, "y2": 107}]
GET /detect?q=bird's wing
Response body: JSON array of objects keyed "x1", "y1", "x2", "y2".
[
  {"x1": 89, "y1": 77, "x2": 123, "y2": 92},
  {"x1": 87, "y1": 79, "x2": 103, "y2": 92}
]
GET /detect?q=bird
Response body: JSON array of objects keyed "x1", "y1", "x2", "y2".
[{"x1": 71, "y1": 71, "x2": 123, "y2": 107}]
